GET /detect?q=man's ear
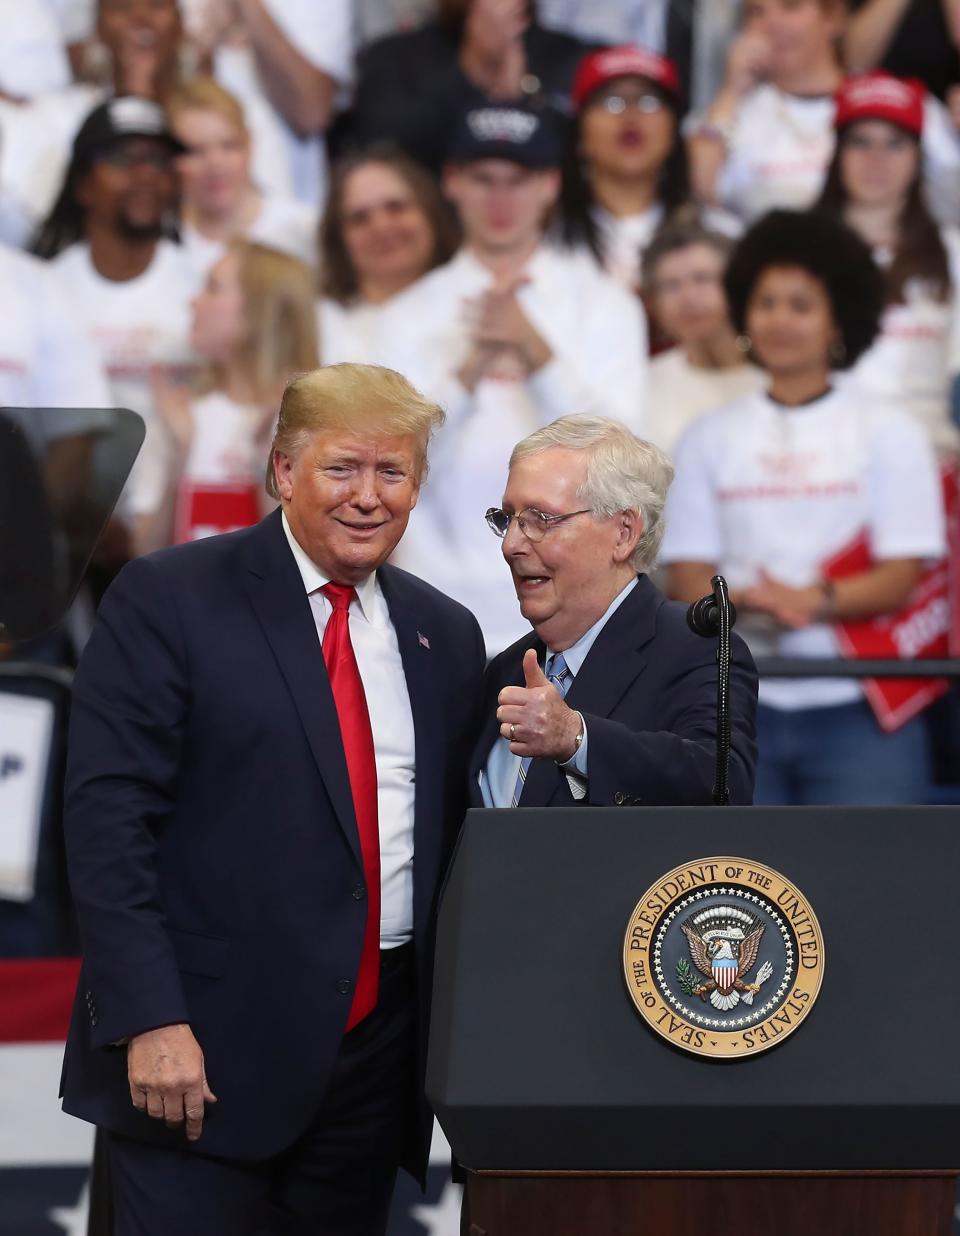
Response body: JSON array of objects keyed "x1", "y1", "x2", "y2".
[
  {"x1": 274, "y1": 451, "x2": 294, "y2": 502},
  {"x1": 612, "y1": 508, "x2": 642, "y2": 564}
]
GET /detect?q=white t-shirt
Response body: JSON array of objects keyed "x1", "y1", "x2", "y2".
[
  {"x1": 712, "y1": 83, "x2": 960, "y2": 227},
  {"x1": 48, "y1": 239, "x2": 203, "y2": 517},
  {"x1": 0, "y1": 84, "x2": 99, "y2": 248},
  {"x1": 378, "y1": 244, "x2": 649, "y2": 654},
  {"x1": 0, "y1": 0, "x2": 70, "y2": 99},
  {"x1": 181, "y1": 191, "x2": 319, "y2": 279},
  {"x1": 0, "y1": 242, "x2": 110, "y2": 412},
  {"x1": 203, "y1": 0, "x2": 354, "y2": 208},
  {"x1": 173, "y1": 390, "x2": 268, "y2": 543},
  {"x1": 660, "y1": 388, "x2": 946, "y2": 710},
  {"x1": 318, "y1": 298, "x2": 389, "y2": 365},
  {"x1": 592, "y1": 202, "x2": 742, "y2": 290},
  {"x1": 838, "y1": 228, "x2": 960, "y2": 455},
  {"x1": 646, "y1": 348, "x2": 764, "y2": 457}
]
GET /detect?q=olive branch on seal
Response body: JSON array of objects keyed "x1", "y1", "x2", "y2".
[{"x1": 676, "y1": 958, "x2": 699, "y2": 996}]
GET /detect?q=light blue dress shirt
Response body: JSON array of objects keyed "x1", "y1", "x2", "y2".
[{"x1": 481, "y1": 577, "x2": 639, "y2": 807}]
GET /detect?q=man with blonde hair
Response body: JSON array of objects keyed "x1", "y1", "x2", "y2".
[
  {"x1": 61, "y1": 363, "x2": 486, "y2": 1234},
  {"x1": 472, "y1": 414, "x2": 758, "y2": 808}
]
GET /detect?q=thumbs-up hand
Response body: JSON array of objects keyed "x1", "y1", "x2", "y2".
[{"x1": 497, "y1": 648, "x2": 583, "y2": 761}]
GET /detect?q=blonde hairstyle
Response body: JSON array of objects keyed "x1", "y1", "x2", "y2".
[
  {"x1": 200, "y1": 241, "x2": 319, "y2": 407},
  {"x1": 509, "y1": 416, "x2": 675, "y2": 571},
  {"x1": 167, "y1": 74, "x2": 248, "y2": 137},
  {"x1": 265, "y1": 363, "x2": 446, "y2": 497}
]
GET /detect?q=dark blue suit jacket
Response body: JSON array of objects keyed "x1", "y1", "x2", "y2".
[
  {"x1": 470, "y1": 575, "x2": 758, "y2": 807},
  {"x1": 61, "y1": 510, "x2": 485, "y2": 1171}
]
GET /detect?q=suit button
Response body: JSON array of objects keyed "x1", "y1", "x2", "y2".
[
  {"x1": 336, "y1": 979, "x2": 352, "y2": 995},
  {"x1": 90, "y1": 1015, "x2": 98, "y2": 1027},
  {"x1": 614, "y1": 792, "x2": 626, "y2": 805},
  {"x1": 352, "y1": 885, "x2": 365, "y2": 900}
]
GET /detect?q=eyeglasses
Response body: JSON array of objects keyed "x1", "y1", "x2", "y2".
[
  {"x1": 485, "y1": 506, "x2": 592, "y2": 542},
  {"x1": 595, "y1": 93, "x2": 665, "y2": 115}
]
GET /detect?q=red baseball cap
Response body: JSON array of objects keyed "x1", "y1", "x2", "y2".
[
  {"x1": 571, "y1": 45, "x2": 681, "y2": 112},
  {"x1": 834, "y1": 72, "x2": 925, "y2": 137}
]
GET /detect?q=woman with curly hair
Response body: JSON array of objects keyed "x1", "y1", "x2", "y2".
[{"x1": 661, "y1": 208, "x2": 945, "y2": 804}]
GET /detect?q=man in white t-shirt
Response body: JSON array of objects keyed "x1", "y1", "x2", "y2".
[
  {"x1": 379, "y1": 102, "x2": 649, "y2": 654},
  {"x1": 38, "y1": 98, "x2": 203, "y2": 523}
]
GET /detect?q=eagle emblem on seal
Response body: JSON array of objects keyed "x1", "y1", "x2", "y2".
[{"x1": 679, "y1": 905, "x2": 774, "y2": 1011}]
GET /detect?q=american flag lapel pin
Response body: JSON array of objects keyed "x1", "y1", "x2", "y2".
[{"x1": 417, "y1": 631, "x2": 431, "y2": 650}]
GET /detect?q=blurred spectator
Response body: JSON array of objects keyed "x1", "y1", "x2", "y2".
[
  {"x1": 687, "y1": 0, "x2": 960, "y2": 228},
  {"x1": 318, "y1": 146, "x2": 460, "y2": 362},
  {"x1": 662, "y1": 209, "x2": 945, "y2": 804},
  {"x1": 845, "y1": 0, "x2": 960, "y2": 102},
  {"x1": 379, "y1": 103, "x2": 647, "y2": 653},
  {"x1": 557, "y1": 44, "x2": 740, "y2": 292},
  {"x1": 0, "y1": 241, "x2": 110, "y2": 413},
  {"x1": 134, "y1": 241, "x2": 317, "y2": 554},
  {"x1": 355, "y1": 0, "x2": 438, "y2": 43},
  {"x1": 34, "y1": 97, "x2": 203, "y2": 531},
  {"x1": 817, "y1": 73, "x2": 960, "y2": 455},
  {"x1": 168, "y1": 76, "x2": 317, "y2": 272},
  {"x1": 341, "y1": 0, "x2": 591, "y2": 172},
  {"x1": 539, "y1": 0, "x2": 746, "y2": 112},
  {"x1": 0, "y1": 0, "x2": 71, "y2": 101},
  {"x1": 642, "y1": 220, "x2": 763, "y2": 455},
  {"x1": 0, "y1": 0, "x2": 186, "y2": 247},
  {"x1": 189, "y1": 0, "x2": 353, "y2": 207}
]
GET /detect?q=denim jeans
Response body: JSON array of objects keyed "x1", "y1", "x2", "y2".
[{"x1": 754, "y1": 699, "x2": 931, "y2": 806}]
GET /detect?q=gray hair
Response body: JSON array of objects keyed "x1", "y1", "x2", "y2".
[{"x1": 509, "y1": 416, "x2": 675, "y2": 571}]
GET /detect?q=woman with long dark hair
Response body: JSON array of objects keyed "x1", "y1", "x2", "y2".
[
  {"x1": 662, "y1": 209, "x2": 946, "y2": 805},
  {"x1": 318, "y1": 146, "x2": 459, "y2": 362},
  {"x1": 816, "y1": 72, "x2": 960, "y2": 454},
  {"x1": 557, "y1": 44, "x2": 737, "y2": 292}
]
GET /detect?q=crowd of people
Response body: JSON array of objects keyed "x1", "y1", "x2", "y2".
[{"x1": 3, "y1": 0, "x2": 960, "y2": 808}]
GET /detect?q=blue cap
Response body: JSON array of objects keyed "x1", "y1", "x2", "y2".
[{"x1": 447, "y1": 104, "x2": 562, "y2": 169}]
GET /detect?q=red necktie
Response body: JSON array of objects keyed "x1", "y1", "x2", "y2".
[{"x1": 321, "y1": 582, "x2": 380, "y2": 1030}]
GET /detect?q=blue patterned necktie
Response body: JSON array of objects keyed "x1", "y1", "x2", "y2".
[{"x1": 511, "y1": 652, "x2": 572, "y2": 808}]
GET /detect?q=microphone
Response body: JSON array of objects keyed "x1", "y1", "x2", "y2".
[
  {"x1": 686, "y1": 593, "x2": 737, "y2": 638},
  {"x1": 684, "y1": 577, "x2": 736, "y2": 806}
]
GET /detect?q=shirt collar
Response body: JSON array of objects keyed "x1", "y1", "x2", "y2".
[
  {"x1": 281, "y1": 510, "x2": 378, "y2": 622},
  {"x1": 547, "y1": 576, "x2": 639, "y2": 677}
]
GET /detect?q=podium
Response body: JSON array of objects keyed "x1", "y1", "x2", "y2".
[{"x1": 427, "y1": 807, "x2": 960, "y2": 1235}]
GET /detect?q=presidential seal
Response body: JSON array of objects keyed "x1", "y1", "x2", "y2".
[{"x1": 623, "y1": 857, "x2": 824, "y2": 1059}]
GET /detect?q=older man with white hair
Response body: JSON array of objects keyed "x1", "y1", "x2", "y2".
[{"x1": 470, "y1": 414, "x2": 758, "y2": 808}]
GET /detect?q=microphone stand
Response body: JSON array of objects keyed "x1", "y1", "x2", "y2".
[{"x1": 686, "y1": 574, "x2": 736, "y2": 806}]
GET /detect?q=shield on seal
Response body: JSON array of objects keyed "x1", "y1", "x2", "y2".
[{"x1": 712, "y1": 957, "x2": 738, "y2": 993}]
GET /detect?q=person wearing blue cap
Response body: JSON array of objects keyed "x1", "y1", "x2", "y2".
[{"x1": 378, "y1": 100, "x2": 648, "y2": 657}]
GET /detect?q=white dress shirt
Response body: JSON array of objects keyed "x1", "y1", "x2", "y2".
[{"x1": 282, "y1": 513, "x2": 416, "y2": 947}]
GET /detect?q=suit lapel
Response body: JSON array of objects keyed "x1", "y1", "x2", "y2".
[
  {"x1": 377, "y1": 566, "x2": 447, "y2": 928},
  {"x1": 240, "y1": 512, "x2": 361, "y2": 866},
  {"x1": 521, "y1": 577, "x2": 663, "y2": 807},
  {"x1": 563, "y1": 577, "x2": 661, "y2": 720}
]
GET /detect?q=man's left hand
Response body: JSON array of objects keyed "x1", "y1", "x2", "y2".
[{"x1": 497, "y1": 648, "x2": 581, "y2": 760}]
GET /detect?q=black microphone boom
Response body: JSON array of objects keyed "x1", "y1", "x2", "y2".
[
  {"x1": 686, "y1": 592, "x2": 737, "y2": 637},
  {"x1": 685, "y1": 576, "x2": 736, "y2": 806}
]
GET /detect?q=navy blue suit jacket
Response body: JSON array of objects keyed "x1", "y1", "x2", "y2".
[
  {"x1": 470, "y1": 575, "x2": 758, "y2": 808},
  {"x1": 61, "y1": 510, "x2": 485, "y2": 1170}
]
